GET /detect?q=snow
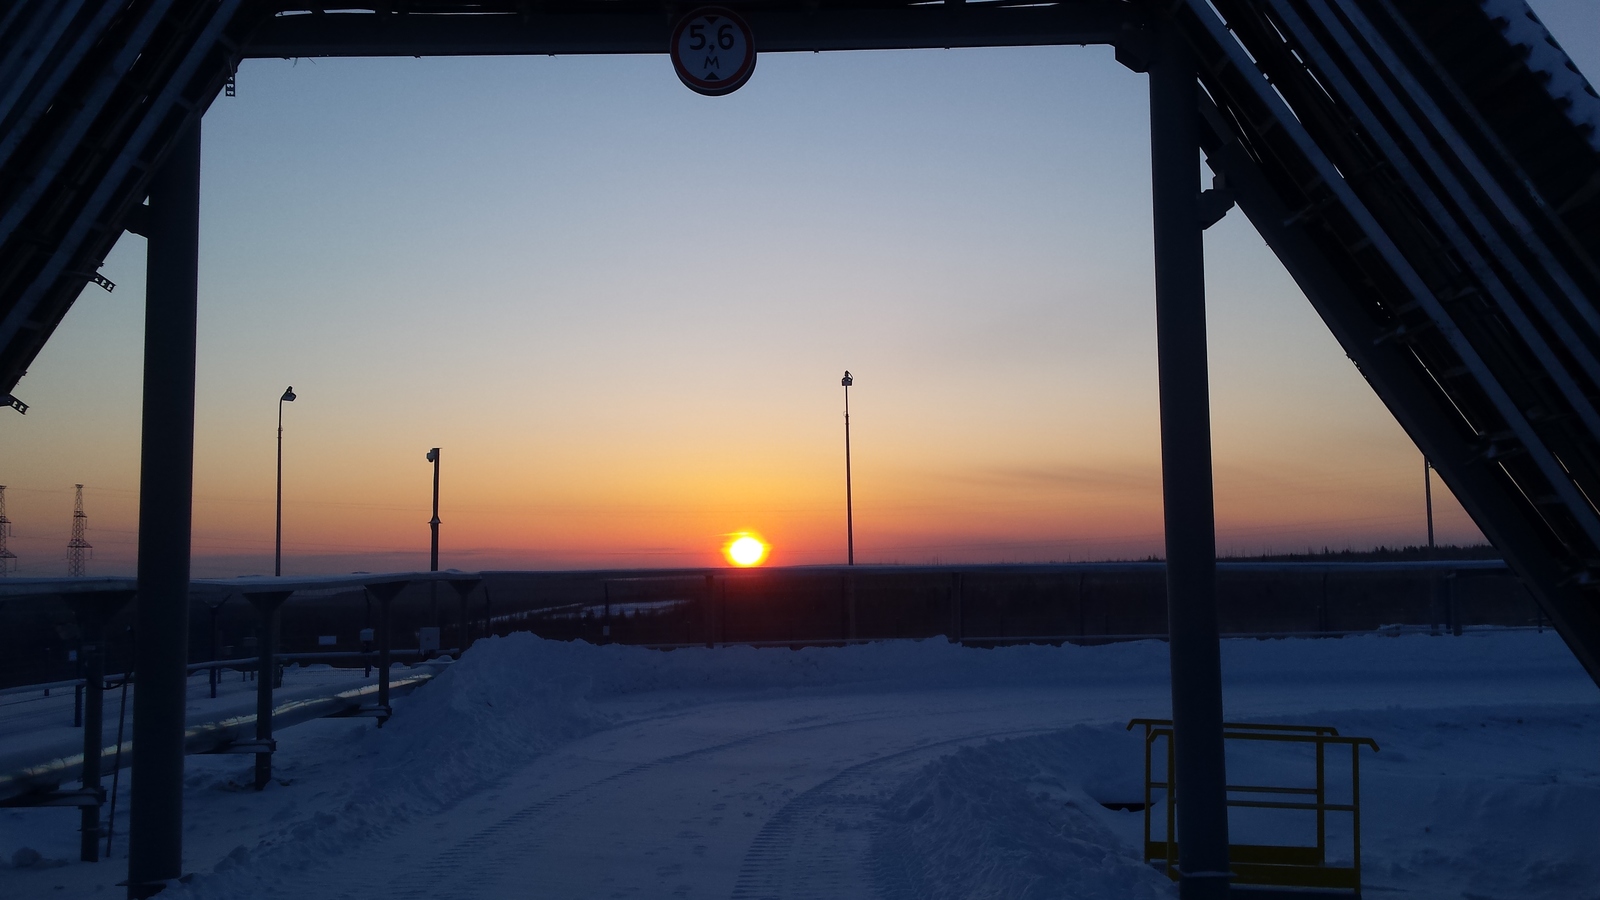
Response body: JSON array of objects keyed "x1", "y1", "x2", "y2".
[
  {"x1": 1, "y1": 630, "x2": 1595, "y2": 899},
  {"x1": 1484, "y1": 0, "x2": 1600, "y2": 152}
]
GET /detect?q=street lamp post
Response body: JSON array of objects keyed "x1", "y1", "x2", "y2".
[
  {"x1": 1424, "y1": 456, "x2": 1435, "y2": 555},
  {"x1": 842, "y1": 371, "x2": 854, "y2": 566},
  {"x1": 426, "y1": 447, "x2": 440, "y2": 571},
  {"x1": 275, "y1": 387, "x2": 296, "y2": 577}
]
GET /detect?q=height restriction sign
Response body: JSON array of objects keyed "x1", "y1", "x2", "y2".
[{"x1": 670, "y1": 8, "x2": 756, "y2": 96}]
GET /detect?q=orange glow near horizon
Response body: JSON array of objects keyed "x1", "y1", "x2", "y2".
[{"x1": 724, "y1": 533, "x2": 769, "y2": 567}]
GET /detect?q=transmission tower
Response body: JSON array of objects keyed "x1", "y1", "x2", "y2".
[
  {"x1": 67, "y1": 483, "x2": 91, "y2": 577},
  {"x1": 0, "y1": 485, "x2": 15, "y2": 576}
]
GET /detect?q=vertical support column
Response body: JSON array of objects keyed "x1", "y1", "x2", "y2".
[
  {"x1": 1149, "y1": 25, "x2": 1232, "y2": 900},
  {"x1": 365, "y1": 580, "x2": 406, "y2": 722},
  {"x1": 704, "y1": 573, "x2": 716, "y2": 649},
  {"x1": 245, "y1": 591, "x2": 289, "y2": 790},
  {"x1": 378, "y1": 590, "x2": 392, "y2": 711},
  {"x1": 127, "y1": 119, "x2": 201, "y2": 900},
  {"x1": 948, "y1": 572, "x2": 963, "y2": 644},
  {"x1": 448, "y1": 579, "x2": 477, "y2": 654},
  {"x1": 79, "y1": 610, "x2": 105, "y2": 862},
  {"x1": 205, "y1": 598, "x2": 226, "y2": 699},
  {"x1": 845, "y1": 574, "x2": 858, "y2": 641},
  {"x1": 255, "y1": 600, "x2": 274, "y2": 788}
]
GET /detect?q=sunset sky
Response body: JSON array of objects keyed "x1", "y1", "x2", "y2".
[{"x1": 2, "y1": 2, "x2": 1595, "y2": 577}]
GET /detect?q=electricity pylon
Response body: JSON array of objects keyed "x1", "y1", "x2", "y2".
[
  {"x1": 0, "y1": 485, "x2": 14, "y2": 575},
  {"x1": 67, "y1": 483, "x2": 90, "y2": 577}
]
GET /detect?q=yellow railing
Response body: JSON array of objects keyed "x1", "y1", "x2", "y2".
[{"x1": 1126, "y1": 718, "x2": 1379, "y2": 893}]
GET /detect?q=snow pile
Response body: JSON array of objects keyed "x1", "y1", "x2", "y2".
[
  {"x1": 1337, "y1": 704, "x2": 1600, "y2": 900},
  {"x1": 872, "y1": 727, "x2": 1172, "y2": 900},
  {"x1": 173, "y1": 635, "x2": 615, "y2": 895},
  {"x1": 887, "y1": 702, "x2": 1600, "y2": 900},
  {"x1": 370, "y1": 637, "x2": 610, "y2": 805}
]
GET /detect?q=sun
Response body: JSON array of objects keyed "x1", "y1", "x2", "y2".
[{"x1": 724, "y1": 533, "x2": 769, "y2": 567}]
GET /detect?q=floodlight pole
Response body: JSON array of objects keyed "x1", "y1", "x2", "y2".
[
  {"x1": 427, "y1": 447, "x2": 440, "y2": 571},
  {"x1": 275, "y1": 386, "x2": 295, "y2": 576},
  {"x1": 1150, "y1": 24, "x2": 1231, "y2": 900},
  {"x1": 1424, "y1": 456, "x2": 1435, "y2": 554},
  {"x1": 842, "y1": 371, "x2": 854, "y2": 566}
]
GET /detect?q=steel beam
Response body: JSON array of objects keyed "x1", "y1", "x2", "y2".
[
  {"x1": 1196, "y1": 95, "x2": 1600, "y2": 683},
  {"x1": 127, "y1": 118, "x2": 200, "y2": 900},
  {"x1": 242, "y1": 3, "x2": 1136, "y2": 59},
  {"x1": 1149, "y1": 22, "x2": 1230, "y2": 900}
]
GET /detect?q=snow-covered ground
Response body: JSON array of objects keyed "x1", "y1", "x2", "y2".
[{"x1": 2, "y1": 631, "x2": 1596, "y2": 899}]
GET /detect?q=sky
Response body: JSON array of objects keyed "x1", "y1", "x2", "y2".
[{"x1": 1, "y1": 2, "x2": 1596, "y2": 577}]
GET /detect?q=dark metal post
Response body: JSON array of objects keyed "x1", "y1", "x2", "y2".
[
  {"x1": 128, "y1": 118, "x2": 201, "y2": 900},
  {"x1": 245, "y1": 591, "x2": 289, "y2": 789},
  {"x1": 427, "y1": 448, "x2": 440, "y2": 571},
  {"x1": 843, "y1": 574, "x2": 858, "y2": 642},
  {"x1": 206, "y1": 598, "x2": 226, "y2": 700},
  {"x1": 79, "y1": 613, "x2": 104, "y2": 862},
  {"x1": 949, "y1": 572, "x2": 963, "y2": 644},
  {"x1": 379, "y1": 590, "x2": 392, "y2": 710},
  {"x1": 365, "y1": 581, "x2": 406, "y2": 721},
  {"x1": 704, "y1": 573, "x2": 715, "y2": 649},
  {"x1": 1447, "y1": 574, "x2": 1461, "y2": 636},
  {"x1": 1150, "y1": 26, "x2": 1231, "y2": 900},
  {"x1": 1424, "y1": 457, "x2": 1435, "y2": 553},
  {"x1": 257, "y1": 604, "x2": 274, "y2": 743},
  {"x1": 447, "y1": 579, "x2": 478, "y2": 653},
  {"x1": 842, "y1": 372, "x2": 854, "y2": 566}
]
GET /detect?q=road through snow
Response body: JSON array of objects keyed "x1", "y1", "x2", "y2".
[{"x1": 2, "y1": 631, "x2": 1597, "y2": 899}]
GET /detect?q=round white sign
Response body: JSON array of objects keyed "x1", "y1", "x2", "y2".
[{"x1": 670, "y1": 8, "x2": 756, "y2": 96}]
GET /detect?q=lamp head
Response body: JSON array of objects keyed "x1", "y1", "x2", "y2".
[
  {"x1": 841, "y1": 371, "x2": 853, "y2": 388},
  {"x1": 426, "y1": 448, "x2": 439, "y2": 463},
  {"x1": 280, "y1": 387, "x2": 296, "y2": 403}
]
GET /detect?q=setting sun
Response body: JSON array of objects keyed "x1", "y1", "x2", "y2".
[{"x1": 724, "y1": 533, "x2": 769, "y2": 567}]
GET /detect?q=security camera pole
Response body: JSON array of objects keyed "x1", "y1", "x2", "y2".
[{"x1": 842, "y1": 371, "x2": 854, "y2": 566}]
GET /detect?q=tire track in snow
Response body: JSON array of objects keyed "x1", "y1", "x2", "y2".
[
  {"x1": 359, "y1": 708, "x2": 931, "y2": 900},
  {"x1": 728, "y1": 726, "x2": 1054, "y2": 900}
]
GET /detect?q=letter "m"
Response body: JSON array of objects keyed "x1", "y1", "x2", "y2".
[{"x1": 703, "y1": 55, "x2": 721, "y2": 70}]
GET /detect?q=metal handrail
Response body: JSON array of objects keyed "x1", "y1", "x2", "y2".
[{"x1": 1128, "y1": 717, "x2": 1378, "y2": 893}]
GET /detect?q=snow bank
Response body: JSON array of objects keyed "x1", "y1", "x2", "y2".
[
  {"x1": 338, "y1": 628, "x2": 1582, "y2": 820},
  {"x1": 370, "y1": 638, "x2": 609, "y2": 805},
  {"x1": 440, "y1": 628, "x2": 1584, "y2": 704},
  {"x1": 873, "y1": 703, "x2": 1600, "y2": 900},
  {"x1": 872, "y1": 727, "x2": 1172, "y2": 900}
]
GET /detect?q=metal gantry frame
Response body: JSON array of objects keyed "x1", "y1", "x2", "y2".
[{"x1": 1, "y1": 2, "x2": 1598, "y2": 898}]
